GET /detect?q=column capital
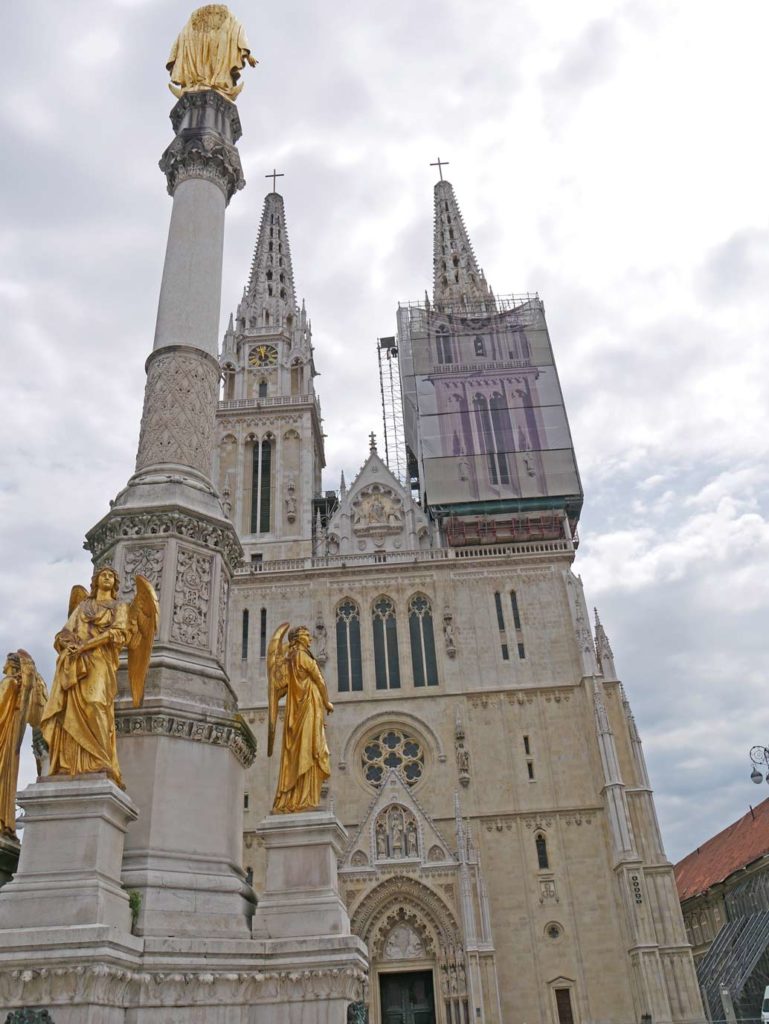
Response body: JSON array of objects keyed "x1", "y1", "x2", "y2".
[{"x1": 159, "y1": 91, "x2": 245, "y2": 203}]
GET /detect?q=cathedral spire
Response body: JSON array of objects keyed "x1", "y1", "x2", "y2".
[
  {"x1": 432, "y1": 178, "x2": 494, "y2": 312},
  {"x1": 236, "y1": 190, "x2": 298, "y2": 332}
]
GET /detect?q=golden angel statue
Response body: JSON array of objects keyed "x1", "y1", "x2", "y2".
[
  {"x1": 40, "y1": 566, "x2": 158, "y2": 789},
  {"x1": 0, "y1": 650, "x2": 48, "y2": 838},
  {"x1": 166, "y1": 4, "x2": 257, "y2": 102},
  {"x1": 267, "y1": 624, "x2": 334, "y2": 814}
]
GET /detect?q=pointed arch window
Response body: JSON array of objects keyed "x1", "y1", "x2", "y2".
[
  {"x1": 536, "y1": 833, "x2": 549, "y2": 870},
  {"x1": 474, "y1": 336, "x2": 486, "y2": 356},
  {"x1": 408, "y1": 594, "x2": 438, "y2": 687},
  {"x1": 372, "y1": 596, "x2": 400, "y2": 690},
  {"x1": 436, "y1": 325, "x2": 453, "y2": 365},
  {"x1": 250, "y1": 437, "x2": 272, "y2": 534},
  {"x1": 336, "y1": 599, "x2": 362, "y2": 692},
  {"x1": 258, "y1": 380, "x2": 268, "y2": 398}
]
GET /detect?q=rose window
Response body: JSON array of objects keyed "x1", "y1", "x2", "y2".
[{"x1": 362, "y1": 729, "x2": 425, "y2": 787}]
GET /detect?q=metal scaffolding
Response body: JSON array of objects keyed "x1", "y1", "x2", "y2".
[{"x1": 377, "y1": 336, "x2": 407, "y2": 486}]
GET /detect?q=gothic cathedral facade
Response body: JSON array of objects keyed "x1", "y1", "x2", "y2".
[{"x1": 214, "y1": 184, "x2": 702, "y2": 1024}]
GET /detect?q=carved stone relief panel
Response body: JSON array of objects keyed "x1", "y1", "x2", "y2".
[
  {"x1": 375, "y1": 804, "x2": 419, "y2": 860},
  {"x1": 383, "y1": 923, "x2": 425, "y2": 960},
  {"x1": 120, "y1": 545, "x2": 164, "y2": 599},
  {"x1": 351, "y1": 484, "x2": 404, "y2": 538},
  {"x1": 171, "y1": 548, "x2": 213, "y2": 648}
]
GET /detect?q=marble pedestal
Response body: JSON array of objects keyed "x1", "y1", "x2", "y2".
[
  {"x1": 0, "y1": 834, "x2": 19, "y2": 888},
  {"x1": 252, "y1": 810, "x2": 351, "y2": 940},
  {"x1": 0, "y1": 775, "x2": 137, "y2": 932}
]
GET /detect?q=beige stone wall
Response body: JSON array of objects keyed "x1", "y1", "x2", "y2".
[{"x1": 228, "y1": 550, "x2": 701, "y2": 1023}]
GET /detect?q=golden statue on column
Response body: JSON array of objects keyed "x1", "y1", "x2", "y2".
[
  {"x1": 166, "y1": 5, "x2": 257, "y2": 101},
  {"x1": 0, "y1": 650, "x2": 48, "y2": 837},
  {"x1": 267, "y1": 624, "x2": 334, "y2": 814},
  {"x1": 40, "y1": 567, "x2": 158, "y2": 789}
]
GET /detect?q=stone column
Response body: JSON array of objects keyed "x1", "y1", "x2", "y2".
[{"x1": 84, "y1": 90, "x2": 256, "y2": 939}]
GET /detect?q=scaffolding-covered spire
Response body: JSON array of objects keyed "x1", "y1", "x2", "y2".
[
  {"x1": 432, "y1": 179, "x2": 494, "y2": 311},
  {"x1": 236, "y1": 191, "x2": 298, "y2": 332}
]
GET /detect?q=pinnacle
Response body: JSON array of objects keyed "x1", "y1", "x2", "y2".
[
  {"x1": 432, "y1": 179, "x2": 494, "y2": 311},
  {"x1": 237, "y1": 191, "x2": 298, "y2": 333}
]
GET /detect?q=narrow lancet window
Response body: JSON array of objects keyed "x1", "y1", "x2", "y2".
[
  {"x1": 241, "y1": 610, "x2": 249, "y2": 661},
  {"x1": 408, "y1": 594, "x2": 438, "y2": 687},
  {"x1": 336, "y1": 599, "x2": 362, "y2": 692},
  {"x1": 536, "y1": 833, "x2": 549, "y2": 869},
  {"x1": 250, "y1": 439, "x2": 272, "y2": 534},
  {"x1": 373, "y1": 597, "x2": 400, "y2": 690}
]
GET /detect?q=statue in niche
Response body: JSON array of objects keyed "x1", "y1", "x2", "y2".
[
  {"x1": 376, "y1": 822, "x2": 388, "y2": 858},
  {"x1": 166, "y1": 4, "x2": 257, "y2": 101},
  {"x1": 40, "y1": 568, "x2": 158, "y2": 789},
  {"x1": 0, "y1": 650, "x2": 48, "y2": 837},
  {"x1": 391, "y1": 810, "x2": 404, "y2": 857},
  {"x1": 384, "y1": 923, "x2": 424, "y2": 960},
  {"x1": 267, "y1": 623, "x2": 334, "y2": 814},
  {"x1": 406, "y1": 821, "x2": 418, "y2": 858},
  {"x1": 221, "y1": 485, "x2": 232, "y2": 519},
  {"x1": 443, "y1": 606, "x2": 457, "y2": 658},
  {"x1": 285, "y1": 479, "x2": 297, "y2": 523},
  {"x1": 313, "y1": 612, "x2": 328, "y2": 665}
]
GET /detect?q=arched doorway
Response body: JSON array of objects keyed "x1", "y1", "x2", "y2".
[{"x1": 351, "y1": 876, "x2": 469, "y2": 1024}]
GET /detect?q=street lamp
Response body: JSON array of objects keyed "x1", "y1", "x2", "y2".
[{"x1": 749, "y1": 746, "x2": 769, "y2": 784}]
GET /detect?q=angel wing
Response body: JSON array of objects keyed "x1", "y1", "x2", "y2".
[
  {"x1": 14, "y1": 649, "x2": 36, "y2": 755},
  {"x1": 68, "y1": 585, "x2": 89, "y2": 618},
  {"x1": 127, "y1": 575, "x2": 160, "y2": 708},
  {"x1": 267, "y1": 622, "x2": 290, "y2": 758}
]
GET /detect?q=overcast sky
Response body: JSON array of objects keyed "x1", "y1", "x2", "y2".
[{"x1": 2, "y1": 0, "x2": 769, "y2": 863}]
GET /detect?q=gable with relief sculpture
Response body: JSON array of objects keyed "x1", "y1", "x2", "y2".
[{"x1": 324, "y1": 448, "x2": 431, "y2": 554}]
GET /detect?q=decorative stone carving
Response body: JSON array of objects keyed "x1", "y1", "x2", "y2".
[
  {"x1": 159, "y1": 91, "x2": 245, "y2": 202},
  {"x1": 0, "y1": 964, "x2": 366, "y2": 1011},
  {"x1": 443, "y1": 605, "x2": 457, "y2": 658},
  {"x1": 454, "y1": 712, "x2": 470, "y2": 787},
  {"x1": 428, "y1": 845, "x2": 444, "y2": 862},
  {"x1": 383, "y1": 923, "x2": 425, "y2": 960},
  {"x1": 116, "y1": 711, "x2": 256, "y2": 767},
  {"x1": 221, "y1": 485, "x2": 232, "y2": 518},
  {"x1": 217, "y1": 574, "x2": 229, "y2": 660},
  {"x1": 285, "y1": 478, "x2": 297, "y2": 523},
  {"x1": 120, "y1": 544, "x2": 164, "y2": 599},
  {"x1": 171, "y1": 548, "x2": 213, "y2": 648},
  {"x1": 539, "y1": 879, "x2": 559, "y2": 903},
  {"x1": 374, "y1": 802, "x2": 421, "y2": 860},
  {"x1": 5, "y1": 1012, "x2": 56, "y2": 1024},
  {"x1": 85, "y1": 508, "x2": 242, "y2": 570},
  {"x1": 351, "y1": 484, "x2": 404, "y2": 538},
  {"x1": 313, "y1": 609, "x2": 328, "y2": 664},
  {"x1": 135, "y1": 348, "x2": 220, "y2": 478},
  {"x1": 351, "y1": 850, "x2": 369, "y2": 867}
]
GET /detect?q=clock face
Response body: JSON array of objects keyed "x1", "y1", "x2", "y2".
[{"x1": 249, "y1": 344, "x2": 278, "y2": 367}]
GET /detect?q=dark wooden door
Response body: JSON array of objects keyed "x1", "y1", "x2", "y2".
[{"x1": 380, "y1": 970, "x2": 436, "y2": 1024}]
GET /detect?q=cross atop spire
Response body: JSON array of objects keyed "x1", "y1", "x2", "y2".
[
  {"x1": 430, "y1": 156, "x2": 449, "y2": 182},
  {"x1": 432, "y1": 179, "x2": 494, "y2": 311},
  {"x1": 235, "y1": 191, "x2": 299, "y2": 334},
  {"x1": 265, "y1": 168, "x2": 284, "y2": 193}
]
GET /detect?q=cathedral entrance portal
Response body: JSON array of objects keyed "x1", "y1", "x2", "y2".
[{"x1": 379, "y1": 970, "x2": 436, "y2": 1024}]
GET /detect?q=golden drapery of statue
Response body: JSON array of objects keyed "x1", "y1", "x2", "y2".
[
  {"x1": 267, "y1": 624, "x2": 334, "y2": 814},
  {"x1": 0, "y1": 650, "x2": 48, "y2": 838},
  {"x1": 166, "y1": 4, "x2": 257, "y2": 101},
  {"x1": 40, "y1": 567, "x2": 158, "y2": 789}
]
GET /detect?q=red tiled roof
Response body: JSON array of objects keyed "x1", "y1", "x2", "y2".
[{"x1": 675, "y1": 797, "x2": 769, "y2": 902}]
